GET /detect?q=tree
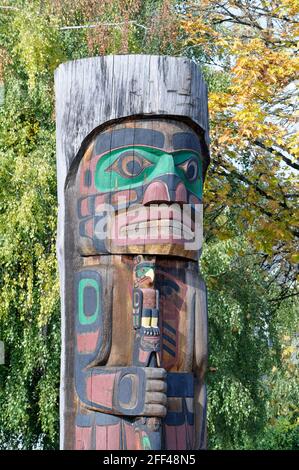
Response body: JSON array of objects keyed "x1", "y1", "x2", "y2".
[
  {"x1": 0, "y1": 0, "x2": 183, "y2": 449},
  {"x1": 182, "y1": 0, "x2": 299, "y2": 296},
  {"x1": 255, "y1": 297, "x2": 299, "y2": 450},
  {"x1": 201, "y1": 225, "x2": 299, "y2": 449},
  {"x1": 0, "y1": 3, "x2": 61, "y2": 448},
  {"x1": 181, "y1": 2, "x2": 299, "y2": 448}
]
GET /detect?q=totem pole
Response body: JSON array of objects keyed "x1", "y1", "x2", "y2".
[{"x1": 55, "y1": 55, "x2": 210, "y2": 450}]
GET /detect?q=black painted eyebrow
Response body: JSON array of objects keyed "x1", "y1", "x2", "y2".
[
  {"x1": 94, "y1": 128, "x2": 165, "y2": 155},
  {"x1": 172, "y1": 132, "x2": 201, "y2": 152}
]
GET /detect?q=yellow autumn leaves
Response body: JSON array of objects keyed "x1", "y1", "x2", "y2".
[{"x1": 182, "y1": 0, "x2": 299, "y2": 266}]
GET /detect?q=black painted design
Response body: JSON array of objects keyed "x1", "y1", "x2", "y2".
[
  {"x1": 162, "y1": 343, "x2": 176, "y2": 357},
  {"x1": 162, "y1": 321, "x2": 176, "y2": 336},
  {"x1": 162, "y1": 333, "x2": 176, "y2": 347},
  {"x1": 133, "y1": 288, "x2": 143, "y2": 329},
  {"x1": 114, "y1": 367, "x2": 146, "y2": 415},
  {"x1": 83, "y1": 286, "x2": 97, "y2": 317},
  {"x1": 84, "y1": 169, "x2": 92, "y2": 187},
  {"x1": 173, "y1": 132, "x2": 201, "y2": 152},
  {"x1": 95, "y1": 128, "x2": 165, "y2": 156},
  {"x1": 164, "y1": 399, "x2": 194, "y2": 426},
  {"x1": 166, "y1": 372, "x2": 194, "y2": 397}
]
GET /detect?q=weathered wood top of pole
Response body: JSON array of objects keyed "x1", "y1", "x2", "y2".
[{"x1": 55, "y1": 55, "x2": 209, "y2": 195}]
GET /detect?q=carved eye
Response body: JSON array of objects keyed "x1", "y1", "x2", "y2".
[
  {"x1": 178, "y1": 158, "x2": 199, "y2": 182},
  {"x1": 106, "y1": 151, "x2": 153, "y2": 178}
]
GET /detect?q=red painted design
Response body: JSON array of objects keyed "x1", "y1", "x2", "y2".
[
  {"x1": 165, "y1": 424, "x2": 188, "y2": 450},
  {"x1": 95, "y1": 425, "x2": 107, "y2": 450},
  {"x1": 80, "y1": 153, "x2": 107, "y2": 194},
  {"x1": 176, "y1": 424, "x2": 187, "y2": 450},
  {"x1": 77, "y1": 331, "x2": 99, "y2": 353},
  {"x1": 75, "y1": 425, "x2": 92, "y2": 450},
  {"x1": 80, "y1": 198, "x2": 91, "y2": 217},
  {"x1": 139, "y1": 349, "x2": 150, "y2": 363},
  {"x1": 86, "y1": 373, "x2": 115, "y2": 408},
  {"x1": 158, "y1": 271, "x2": 187, "y2": 369},
  {"x1": 161, "y1": 298, "x2": 182, "y2": 315},
  {"x1": 175, "y1": 182, "x2": 188, "y2": 203},
  {"x1": 136, "y1": 430, "x2": 144, "y2": 450},
  {"x1": 95, "y1": 423, "x2": 120, "y2": 450},
  {"x1": 160, "y1": 307, "x2": 179, "y2": 369},
  {"x1": 186, "y1": 423, "x2": 195, "y2": 449},
  {"x1": 142, "y1": 288, "x2": 156, "y2": 308},
  {"x1": 108, "y1": 423, "x2": 121, "y2": 449},
  {"x1": 142, "y1": 181, "x2": 170, "y2": 204},
  {"x1": 142, "y1": 337, "x2": 160, "y2": 347},
  {"x1": 165, "y1": 424, "x2": 176, "y2": 450},
  {"x1": 124, "y1": 422, "x2": 138, "y2": 450},
  {"x1": 85, "y1": 218, "x2": 94, "y2": 238}
]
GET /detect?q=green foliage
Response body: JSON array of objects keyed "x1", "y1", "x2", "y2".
[
  {"x1": 202, "y1": 232, "x2": 299, "y2": 449},
  {"x1": 0, "y1": 0, "x2": 297, "y2": 450},
  {"x1": 256, "y1": 418, "x2": 299, "y2": 450},
  {"x1": 0, "y1": 70, "x2": 60, "y2": 447},
  {"x1": 0, "y1": 3, "x2": 61, "y2": 448},
  {"x1": 12, "y1": 8, "x2": 66, "y2": 88},
  {"x1": 202, "y1": 237, "x2": 273, "y2": 448},
  {"x1": 255, "y1": 300, "x2": 299, "y2": 450}
]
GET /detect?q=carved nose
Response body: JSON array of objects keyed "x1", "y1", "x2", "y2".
[
  {"x1": 143, "y1": 180, "x2": 188, "y2": 205},
  {"x1": 143, "y1": 181, "x2": 170, "y2": 204}
]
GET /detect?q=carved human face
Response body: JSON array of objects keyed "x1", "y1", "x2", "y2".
[{"x1": 74, "y1": 119, "x2": 205, "y2": 259}]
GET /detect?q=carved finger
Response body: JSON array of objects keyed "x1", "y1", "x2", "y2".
[
  {"x1": 145, "y1": 392, "x2": 167, "y2": 406},
  {"x1": 143, "y1": 404, "x2": 167, "y2": 417},
  {"x1": 146, "y1": 379, "x2": 167, "y2": 393},
  {"x1": 145, "y1": 367, "x2": 167, "y2": 380}
]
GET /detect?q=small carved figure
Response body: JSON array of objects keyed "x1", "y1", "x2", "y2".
[{"x1": 55, "y1": 56, "x2": 209, "y2": 450}]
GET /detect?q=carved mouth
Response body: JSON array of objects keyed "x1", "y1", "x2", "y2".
[
  {"x1": 109, "y1": 206, "x2": 196, "y2": 245},
  {"x1": 119, "y1": 219, "x2": 194, "y2": 241}
]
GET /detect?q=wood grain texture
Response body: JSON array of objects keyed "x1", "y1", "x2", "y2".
[{"x1": 55, "y1": 55, "x2": 209, "y2": 450}]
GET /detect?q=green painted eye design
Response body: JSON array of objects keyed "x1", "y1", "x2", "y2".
[
  {"x1": 177, "y1": 158, "x2": 199, "y2": 182},
  {"x1": 105, "y1": 151, "x2": 153, "y2": 178}
]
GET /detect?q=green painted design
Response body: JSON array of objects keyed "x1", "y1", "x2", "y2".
[
  {"x1": 94, "y1": 146, "x2": 203, "y2": 198},
  {"x1": 142, "y1": 435, "x2": 151, "y2": 450},
  {"x1": 78, "y1": 278, "x2": 100, "y2": 325},
  {"x1": 135, "y1": 265, "x2": 154, "y2": 279}
]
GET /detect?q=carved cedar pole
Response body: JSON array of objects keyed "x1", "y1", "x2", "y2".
[{"x1": 55, "y1": 55, "x2": 210, "y2": 450}]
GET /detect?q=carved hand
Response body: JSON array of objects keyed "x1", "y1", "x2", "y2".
[
  {"x1": 142, "y1": 367, "x2": 167, "y2": 417},
  {"x1": 113, "y1": 366, "x2": 167, "y2": 417}
]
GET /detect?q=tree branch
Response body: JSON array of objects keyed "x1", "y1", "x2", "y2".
[
  {"x1": 216, "y1": 165, "x2": 289, "y2": 209},
  {"x1": 254, "y1": 140, "x2": 299, "y2": 171},
  {"x1": 214, "y1": 1, "x2": 264, "y2": 31},
  {"x1": 270, "y1": 291, "x2": 299, "y2": 302},
  {"x1": 214, "y1": 164, "x2": 299, "y2": 237}
]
